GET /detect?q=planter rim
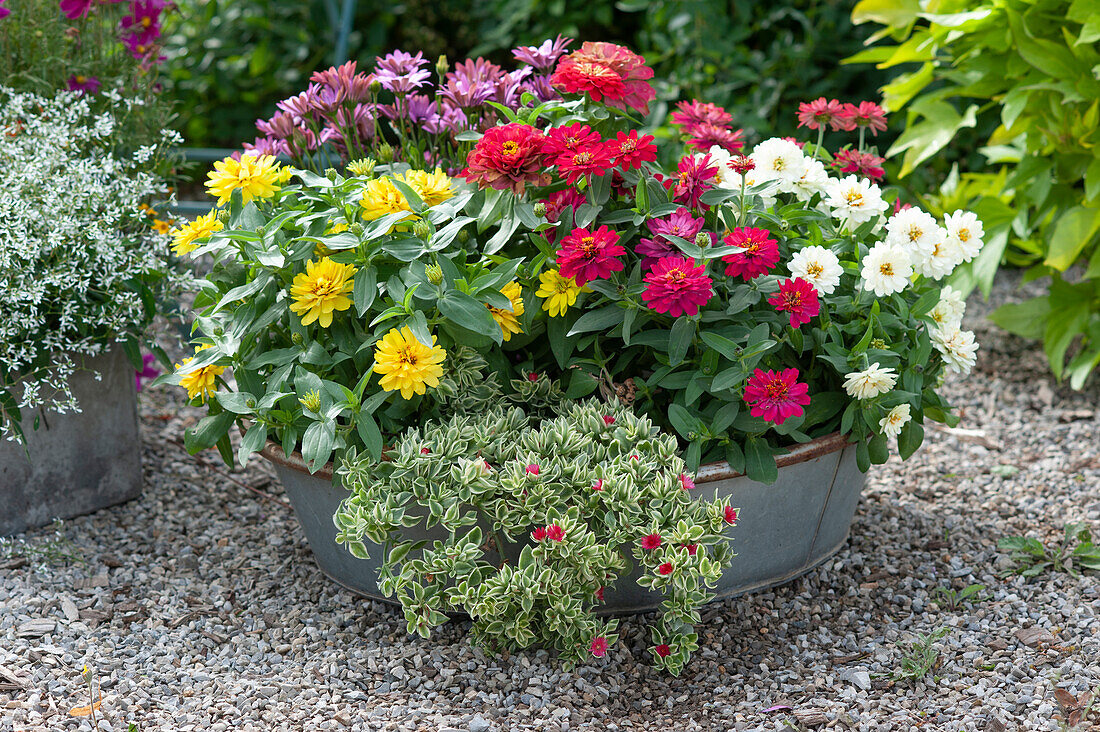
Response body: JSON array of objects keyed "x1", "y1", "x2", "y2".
[{"x1": 259, "y1": 431, "x2": 851, "y2": 484}]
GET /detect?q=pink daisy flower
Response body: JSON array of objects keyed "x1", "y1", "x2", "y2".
[
  {"x1": 768, "y1": 277, "x2": 820, "y2": 328},
  {"x1": 721, "y1": 227, "x2": 779, "y2": 281},
  {"x1": 641, "y1": 256, "x2": 714, "y2": 317},
  {"x1": 744, "y1": 368, "x2": 811, "y2": 425},
  {"x1": 557, "y1": 225, "x2": 626, "y2": 286}
]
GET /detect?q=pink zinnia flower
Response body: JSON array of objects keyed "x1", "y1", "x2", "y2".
[
  {"x1": 557, "y1": 225, "x2": 626, "y2": 286},
  {"x1": 723, "y1": 506, "x2": 740, "y2": 524},
  {"x1": 768, "y1": 277, "x2": 820, "y2": 328},
  {"x1": 554, "y1": 141, "x2": 615, "y2": 185},
  {"x1": 542, "y1": 188, "x2": 587, "y2": 226},
  {"x1": 551, "y1": 42, "x2": 655, "y2": 114},
  {"x1": 59, "y1": 0, "x2": 93, "y2": 19},
  {"x1": 721, "y1": 227, "x2": 779, "y2": 281},
  {"x1": 744, "y1": 368, "x2": 811, "y2": 425},
  {"x1": 641, "y1": 256, "x2": 713, "y2": 317},
  {"x1": 797, "y1": 97, "x2": 846, "y2": 131},
  {"x1": 461, "y1": 123, "x2": 550, "y2": 196},
  {"x1": 667, "y1": 154, "x2": 718, "y2": 209},
  {"x1": 641, "y1": 533, "x2": 662, "y2": 550},
  {"x1": 531, "y1": 527, "x2": 547, "y2": 541},
  {"x1": 546, "y1": 524, "x2": 565, "y2": 542},
  {"x1": 655, "y1": 644, "x2": 672, "y2": 658},
  {"x1": 832, "y1": 148, "x2": 886, "y2": 182},
  {"x1": 838, "y1": 101, "x2": 888, "y2": 136},
  {"x1": 543, "y1": 123, "x2": 602, "y2": 157},
  {"x1": 609, "y1": 130, "x2": 657, "y2": 170},
  {"x1": 670, "y1": 99, "x2": 732, "y2": 128},
  {"x1": 526, "y1": 463, "x2": 540, "y2": 475},
  {"x1": 658, "y1": 562, "x2": 674, "y2": 576},
  {"x1": 679, "y1": 473, "x2": 695, "y2": 491},
  {"x1": 684, "y1": 122, "x2": 744, "y2": 154},
  {"x1": 590, "y1": 636, "x2": 609, "y2": 657}
]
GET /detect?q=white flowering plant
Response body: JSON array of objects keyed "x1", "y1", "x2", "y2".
[{"x1": 0, "y1": 87, "x2": 184, "y2": 441}]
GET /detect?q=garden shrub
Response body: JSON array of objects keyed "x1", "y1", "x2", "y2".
[{"x1": 849, "y1": 0, "x2": 1100, "y2": 386}]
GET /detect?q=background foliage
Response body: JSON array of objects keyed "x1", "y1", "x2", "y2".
[
  {"x1": 164, "y1": 0, "x2": 889, "y2": 148},
  {"x1": 849, "y1": 0, "x2": 1100, "y2": 387}
]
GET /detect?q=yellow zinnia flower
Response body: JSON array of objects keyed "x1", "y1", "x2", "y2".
[
  {"x1": 171, "y1": 210, "x2": 223, "y2": 256},
  {"x1": 359, "y1": 177, "x2": 417, "y2": 231},
  {"x1": 373, "y1": 326, "x2": 447, "y2": 400},
  {"x1": 289, "y1": 257, "x2": 357, "y2": 328},
  {"x1": 176, "y1": 344, "x2": 225, "y2": 403},
  {"x1": 488, "y1": 281, "x2": 525, "y2": 341},
  {"x1": 398, "y1": 168, "x2": 455, "y2": 207},
  {"x1": 152, "y1": 219, "x2": 173, "y2": 235},
  {"x1": 536, "y1": 269, "x2": 585, "y2": 317},
  {"x1": 205, "y1": 153, "x2": 282, "y2": 207}
]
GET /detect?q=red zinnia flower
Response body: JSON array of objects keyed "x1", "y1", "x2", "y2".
[
  {"x1": 655, "y1": 644, "x2": 672, "y2": 658},
  {"x1": 461, "y1": 123, "x2": 550, "y2": 195},
  {"x1": 670, "y1": 99, "x2": 732, "y2": 128},
  {"x1": 768, "y1": 277, "x2": 820, "y2": 328},
  {"x1": 641, "y1": 533, "x2": 662, "y2": 550},
  {"x1": 603, "y1": 415, "x2": 616, "y2": 425},
  {"x1": 557, "y1": 225, "x2": 626, "y2": 286},
  {"x1": 723, "y1": 506, "x2": 739, "y2": 524},
  {"x1": 832, "y1": 148, "x2": 886, "y2": 182},
  {"x1": 684, "y1": 122, "x2": 744, "y2": 154},
  {"x1": 658, "y1": 562, "x2": 674, "y2": 576},
  {"x1": 837, "y1": 101, "x2": 888, "y2": 136},
  {"x1": 590, "y1": 636, "x2": 609, "y2": 657},
  {"x1": 744, "y1": 368, "x2": 811, "y2": 425},
  {"x1": 797, "y1": 97, "x2": 846, "y2": 131},
  {"x1": 552, "y1": 42, "x2": 656, "y2": 114},
  {"x1": 543, "y1": 123, "x2": 602, "y2": 157},
  {"x1": 682, "y1": 543, "x2": 698, "y2": 556},
  {"x1": 554, "y1": 142, "x2": 615, "y2": 185},
  {"x1": 546, "y1": 524, "x2": 565, "y2": 542},
  {"x1": 641, "y1": 256, "x2": 714, "y2": 317},
  {"x1": 721, "y1": 227, "x2": 779, "y2": 281},
  {"x1": 730, "y1": 155, "x2": 755, "y2": 175},
  {"x1": 679, "y1": 473, "x2": 695, "y2": 491},
  {"x1": 531, "y1": 527, "x2": 548, "y2": 541},
  {"x1": 609, "y1": 130, "x2": 657, "y2": 170},
  {"x1": 592, "y1": 479, "x2": 604, "y2": 491},
  {"x1": 526, "y1": 463, "x2": 540, "y2": 475},
  {"x1": 667, "y1": 154, "x2": 718, "y2": 209}
]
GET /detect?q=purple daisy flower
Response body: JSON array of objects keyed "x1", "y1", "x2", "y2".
[{"x1": 512, "y1": 35, "x2": 572, "y2": 70}]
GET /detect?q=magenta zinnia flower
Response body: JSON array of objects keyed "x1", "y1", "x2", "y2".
[
  {"x1": 668, "y1": 154, "x2": 718, "y2": 209},
  {"x1": 543, "y1": 123, "x2": 602, "y2": 157},
  {"x1": 797, "y1": 97, "x2": 846, "y2": 131},
  {"x1": 721, "y1": 227, "x2": 779, "y2": 281},
  {"x1": 641, "y1": 256, "x2": 713, "y2": 317},
  {"x1": 541, "y1": 188, "x2": 587, "y2": 226},
  {"x1": 609, "y1": 130, "x2": 656, "y2": 170},
  {"x1": 768, "y1": 277, "x2": 820, "y2": 328},
  {"x1": 837, "y1": 101, "x2": 888, "y2": 135},
  {"x1": 832, "y1": 148, "x2": 886, "y2": 182},
  {"x1": 636, "y1": 207, "x2": 705, "y2": 268},
  {"x1": 670, "y1": 99, "x2": 733, "y2": 128},
  {"x1": 554, "y1": 141, "x2": 615, "y2": 186},
  {"x1": 556, "y1": 225, "x2": 626, "y2": 286},
  {"x1": 684, "y1": 122, "x2": 744, "y2": 154},
  {"x1": 744, "y1": 368, "x2": 811, "y2": 425},
  {"x1": 551, "y1": 42, "x2": 655, "y2": 114}
]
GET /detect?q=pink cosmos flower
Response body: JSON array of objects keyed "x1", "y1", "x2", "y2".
[
  {"x1": 655, "y1": 644, "x2": 672, "y2": 658},
  {"x1": 59, "y1": 0, "x2": 93, "y2": 19},
  {"x1": 658, "y1": 562, "x2": 674, "y2": 576},
  {"x1": 837, "y1": 101, "x2": 888, "y2": 136},
  {"x1": 557, "y1": 225, "x2": 626, "y2": 286},
  {"x1": 641, "y1": 256, "x2": 714, "y2": 317},
  {"x1": 744, "y1": 368, "x2": 811, "y2": 425},
  {"x1": 526, "y1": 463, "x2": 540, "y2": 475},
  {"x1": 0, "y1": 0, "x2": 11, "y2": 19},
  {"x1": 641, "y1": 533, "x2": 663, "y2": 550},
  {"x1": 723, "y1": 506, "x2": 739, "y2": 524},
  {"x1": 546, "y1": 524, "x2": 565, "y2": 542},
  {"x1": 590, "y1": 636, "x2": 609, "y2": 657},
  {"x1": 721, "y1": 227, "x2": 779, "y2": 281},
  {"x1": 797, "y1": 97, "x2": 846, "y2": 131},
  {"x1": 768, "y1": 277, "x2": 820, "y2": 328}
]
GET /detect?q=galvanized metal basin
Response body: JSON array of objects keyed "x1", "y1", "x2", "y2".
[
  {"x1": 262, "y1": 433, "x2": 864, "y2": 613},
  {"x1": 1, "y1": 349, "x2": 143, "y2": 536}
]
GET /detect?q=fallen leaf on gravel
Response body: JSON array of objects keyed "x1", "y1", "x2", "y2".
[
  {"x1": 931, "y1": 424, "x2": 1003, "y2": 450},
  {"x1": 16, "y1": 619, "x2": 56, "y2": 638},
  {"x1": 1014, "y1": 627, "x2": 1055, "y2": 647},
  {"x1": 794, "y1": 709, "x2": 828, "y2": 726},
  {"x1": 762, "y1": 704, "x2": 793, "y2": 713},
  {"x1": 1053, "y1": 688, "x2": 1091, "y2": 727},
  {"x1": 68, "y1": 695, "x2": 102, "y2": 717}
]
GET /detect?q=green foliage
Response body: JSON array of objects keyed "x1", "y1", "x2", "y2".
[
  {"x1": 333, "y1": 400, "x2": 736, "y2": 673},
  {"x1": 933, "y1": 583, "x2": 989, "y2": 611},
  {"x1": 893, "y1": 626, "x2": 950, "y2": 682},
  {"x1": 849, "y1": 0, "x2": 1100, "y2": 386},
  {"x1": 998, "y1": 522, "x2": 1100, "y2": 578}
]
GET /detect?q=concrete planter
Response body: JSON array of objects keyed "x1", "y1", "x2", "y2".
[
  {"x1": 0, "y1": 349, "x2": 143, "y2": 536},
  {"x1": 263, "y1": 432, "x2": 865, "y2": 613}
]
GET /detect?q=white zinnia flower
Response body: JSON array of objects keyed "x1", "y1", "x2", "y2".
[
  {"x1": 789, "y1": 245, "x2": 843, "y2": 295},
  {"x1": 707, "y1": 145, "x2": 778, "y2": 208},
  {"x1": 943, "y1": 210, "x2": 985, "y2": 263},
  {"x1": 825, "y1": 175, "x2": 888, "y2": 228},
  {"x1": 879, "y1": 403, "x2": 912, "y2": 438},
  {"x1": 860, "y1": 242, "x2": 913, "y2": 296},
  {"x1": 791, "y1": 156, "x2": 830, "y2": 201},
  {"x1": 843, "y1": 363, "x2": 898, "y2": 400},
  {"x1": 928, "y1": 285, "x2": 966, "y2": 330},
  {"x1": 914, "y1": 236, "x2": 963, "y2": 280},
  {"x1": 932, "y1": 326, "x2": 979, "y2": 375},
  {"x1": 885, "y1": 207, "x2": 946, "y2": 262},
  {"x1": 750, "y1": 138, "x2": 807, "y2": 193}
]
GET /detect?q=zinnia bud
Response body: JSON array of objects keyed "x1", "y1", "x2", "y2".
[
  {"x1": 376, "y1": 142, "x2": 394, "y2": 163},
  {"x1": 533, "y1": 202, "x2": 547, "y2": 218},
  {"x1": 324, "y1": 167, "x2": 339, "y2": 182},
  {"x1": 291, "y1": 332, "x2": 304, "y2": 345},
  {"x1": 694, "y1": 231, "x2": 710, "y2": 248},
  {"x1": 413, "y1": 219, "x2": 432, "y2": 240}
]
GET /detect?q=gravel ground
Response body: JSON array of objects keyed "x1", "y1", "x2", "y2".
[{"x1": 2, "y1": 274, "x2": 1099, "y2": 732}]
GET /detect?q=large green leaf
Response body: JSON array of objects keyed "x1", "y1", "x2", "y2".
[{"x1": 1044, "y1": 205, "x2": 1100, "y2": 271}]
